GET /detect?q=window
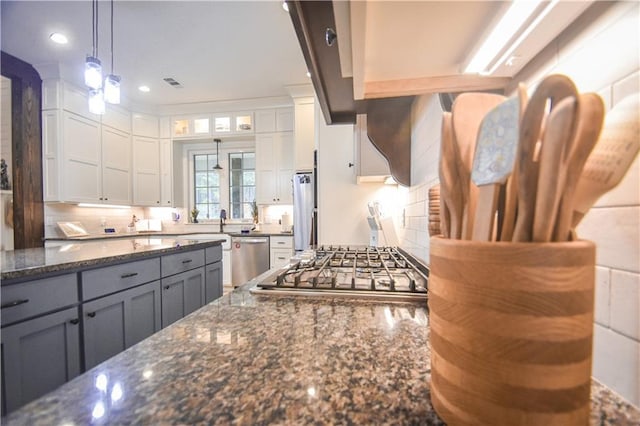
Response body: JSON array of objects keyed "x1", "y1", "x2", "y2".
[
  {"x1": 229, "y1": 152, "x2": 255, "y2": 219},
  {"x1": 194, "y1": 154, "x2": 221, "y2": 219}
]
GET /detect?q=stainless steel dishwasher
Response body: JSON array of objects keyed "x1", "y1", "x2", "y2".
[{"x1": 231, "y1": 236, "x2": 270, "y2": 286}]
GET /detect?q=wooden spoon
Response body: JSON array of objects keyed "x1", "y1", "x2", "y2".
[
  {"x1": 439, "y1": 112, "x2": 463, "y2": 239},
  {"x1": 570, "y1": 94, "x2": 640, "y2": 228},
  {"x1": 532, "y1": 96, "x2": 578, "y2": 242},
  {"x1": 451, "y1": 92, "x2": 505, "y2": 239},
  {"x1": 552, "y1": 93, "x2": 605, "y2": 241},
  {"x1": 512, "y1": 75, "x2": 578, "y2": 242},
  {"x1": 499, "y1": 83, "x2": 528, "y2": 241},
  {"x1": 471, "y1": 96, "x2": 520, "y2": 241}
]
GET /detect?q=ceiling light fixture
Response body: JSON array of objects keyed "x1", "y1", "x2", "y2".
[
  {"x1": 85, "y1": 0, "x2": 102, "y2": 90},
  {"x1": 213, "y1": 139, "x2": 223, "y2": 171},
  {"x1": 104, "y1": 0, "x2": 121, "y2": 104},
  {"x1": 49, "y1": 32, "x2": 68, "y2": 44},
  {"x1": 463, "y1": 0, "x2": 551, "y2": 75},
  {"x1": 138, "y1": 85, "x2": 150, "y2": 92},
  {"x1": 282, "y1": 1, "x2": 289, "y2": 12},
  {"x1": 306, "y1": 71, "x2": 311, "y2": 78},
  {"x1": 88, "y1": 89, "x2": 105, "y2": 114}
]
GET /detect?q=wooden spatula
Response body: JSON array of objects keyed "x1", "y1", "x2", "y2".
[
  {"x1": 439, "y1": 112, "x2": 464, "y2": 239},
  {"x1": 552, "y1": 93, "x2": 605, "y2": 241},
  {"x1": 532, "y1": 96, "x2": 578, "y2": 242},
  {"x1": 512, "y1": 74, "x2": 578, "y2": 242},
  {"x1": 470, "y1": 97, "x2": 520, "y2": 241},
  {"x1": 451, "y1": 92, "x2": 505, "y2": 239},
  {"x1": 571, "y1": 94, "x2": 640, "y2": 228}
]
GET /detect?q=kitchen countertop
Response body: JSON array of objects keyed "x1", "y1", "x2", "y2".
[
  {"x1": 1, "y1": 237, "x2": 224, "y2": 282},
  {"x1": 43, "y1": 230, "x2": 294, "y2": 241},
  {"x1": 2, "y1": 274, "x2": 639, "y2": 425}
]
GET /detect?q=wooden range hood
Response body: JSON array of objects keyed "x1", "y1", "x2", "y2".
[{"x1": 287, "y1": 0, "x2": 413, "y2": 186}]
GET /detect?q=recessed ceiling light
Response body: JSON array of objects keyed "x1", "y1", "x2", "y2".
[
  {"x1": 306, "y1": 71, "x2": 311, "y2": 78},
  {"x1": 282, "y1": 1, "x2": 289, "y2": 12},
  {"x1": 138, "y1": 85, "x2": 150, "y2": 92},
  {"x1": 49, "y1": 32, "x2": 68, "y2": 44}
]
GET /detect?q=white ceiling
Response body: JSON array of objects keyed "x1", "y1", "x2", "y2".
[{"x1": 1, "y1": 1, "x2": 310, "y2": 108}]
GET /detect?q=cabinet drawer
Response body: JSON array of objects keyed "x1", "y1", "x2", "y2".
[
  {"x1": 82, "y1": 258, "x2": 160, "y2": 301},
  {"x1": 271, "y1": 249, "x2": 293, "y2": 269},
  {"x1": 162, "y1": 249, "x2": 205, "y2": 277},
  {"x1": 1, "y1": 274, "x2": 78, "y2": 326},
  {"x1": 205, "y1": 245, "x2": 223, "y2": 264},
  {"x1": 271, "y1": 236, "x2": 293, "y2": 249}
]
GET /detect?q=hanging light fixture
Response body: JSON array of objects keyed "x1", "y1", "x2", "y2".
[
  {"x1": 88, "y1": 89, "x2": 106, "y2": 114},
  {"x1": 85, "y1": 0, "x2": 102, "y2": 90},
  {"x1": 213, "y1": 139, "x2": 223, "y2": 170},
  {"x1": 104, "y1": 0, "x2": 121, "y2": 104}
]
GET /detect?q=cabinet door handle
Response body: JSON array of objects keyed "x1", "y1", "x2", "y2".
[
  {"x1": 164, "y1": 285, "x2": 171, "y2": 290},
  {"x1": 277, "y1": 242, "x2": 285, "y2": 245},
  {"x1": 121, "y1": 272, "x2": 139, "y2": 279},
  {"x1": 277, "y1": 257, "x2": 286, "y2": 260},
  {"x1": 1, "y1": 299, "x2": 29, "y2": 309},
  {"x1": 87, "y1": 312, "x2": 96, "y2": 318},
  {"x1": 182, "y1": 259, "x2": 193, "y2": 264},
  {"x1": 156, "y1": 201, "x2": 160, "y2": 204},
  {"x1": 69, "y1": 318, "x2": 80, "y2": 325}
]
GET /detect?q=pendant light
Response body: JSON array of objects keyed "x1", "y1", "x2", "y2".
[
  {"x1": 213, "y1": 139, "x2": 223, "y2": 170},
  {"x1": 85, "y1": 0, "x2": 102, "y2": 90},
  {"x1": 104, "y1": 0, "x2": 121, "y2": 104}
]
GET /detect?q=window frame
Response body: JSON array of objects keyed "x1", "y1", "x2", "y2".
[{"x1": 185, "y1": 140, "x2": 255, "y2": 222}]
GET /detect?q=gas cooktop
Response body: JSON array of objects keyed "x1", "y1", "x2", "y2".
[{"x1": 251, "y1": 246, "x2": 429, "y2": 302}]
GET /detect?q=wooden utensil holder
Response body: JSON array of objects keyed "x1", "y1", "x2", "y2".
[{"x1": 429, "y1": 236, "x2": 595, "y2": 426}]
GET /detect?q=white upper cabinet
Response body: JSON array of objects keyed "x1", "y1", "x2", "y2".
[
  {"x1": 159, "y1": 139, "x2": 173, "y2": 207},
  {"x1": 133, "y1": 113, "x2": 159, "y2": 138},
  {"x1": 42, "y1": 80, "x2": 134, "y2": 205},
  {"x1": 61, "y1": 112, "x2": 102, "y2": 203},
  {"x1": 354, "y1": 114, "x2": 391, "y2": 183},
  {"x1": 293, "y1": 99, "x2": 315, "y2": 171},
  {"x1": 132, "y1": 136, "x2": 161, "y2": 206},
  {"x1": 255, "y1": 108, "x2": 294, "y2": 133},
  {"x1": 256, "y1": 132, "x2": 293, "y2": 205},
  {"x1": 101, "y1": 126, "x2": 132, "y2": 205},
  {"x1": 102, "y1": 105, "x2": 131, "y2": 133}
]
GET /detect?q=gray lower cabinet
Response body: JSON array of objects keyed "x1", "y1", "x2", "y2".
[
  {"x1": 205, "y1": 261, "x2": 223, "y2": 303},
  {"x1": 83, "y1": 280, "x2": 161, "y2": 370},
  {"x1": 161, "y1": 268, "x2": 205, "y2": 328},
  {"x1": 1, "y1": 306, "x2": 81, "y2": 415}
]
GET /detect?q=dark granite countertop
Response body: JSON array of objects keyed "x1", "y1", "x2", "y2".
[
  {"x1": 44, "y1": 231, "x2": 294, "y2": 241},
  {"x1": 2, "y1": 274, "x2": 639, "y2": 425},
  {"x1": 1, "y1": 237, "x2": 224, "y2": 282}
]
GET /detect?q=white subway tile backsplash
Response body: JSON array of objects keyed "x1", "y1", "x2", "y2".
[
  {"x1": 595, "y1": 266, "x2": 611, "y2": 327},
  {"x1": 593, "y1": 324, "x2": 640, "y2": 408},
  {"x1": 595, "y1": 155, "x2": 640, "y2": 208},
  {"x1": 610, "y1": 270, "x2": 640, "y2": 341},
  {"x1": 577, "y1": 206, "x2": 640, "y2": 273}
]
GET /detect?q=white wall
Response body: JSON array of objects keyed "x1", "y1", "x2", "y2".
[
  {"x1": 402, "y1": 1, "x2": 640, "y2": 407},
  {"x1": 316, "y1": 106, "x2": 401, "y2": 246}
]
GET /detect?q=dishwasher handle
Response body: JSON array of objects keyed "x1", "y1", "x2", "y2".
[{"x1": 233, "y1": 238, "x2": 269, "y2": 244}]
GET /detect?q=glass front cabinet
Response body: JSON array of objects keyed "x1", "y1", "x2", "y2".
[
  {"x1": 172, "y1": 116, "x2": 211, "y2": 138},
  {"x1": 172, "y1": 112, "x2": 253, "y2": 139}
]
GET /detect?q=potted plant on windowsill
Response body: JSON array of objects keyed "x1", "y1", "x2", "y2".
[{"x1": 190, "y1": 207, "x2": 199, "y2": 224}]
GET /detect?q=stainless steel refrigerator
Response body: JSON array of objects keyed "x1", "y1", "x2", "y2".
[{"x1": 293, "y1": 171, "x2": 315, "y2": 251}]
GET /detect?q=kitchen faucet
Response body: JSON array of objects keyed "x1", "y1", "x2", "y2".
[{"x1": 219, "y1": 209, "x2": 227, "y2": 233}]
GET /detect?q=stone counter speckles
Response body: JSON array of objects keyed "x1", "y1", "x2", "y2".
[
  {"x1": 1, "y1": 238, "x2": 223, "y2": 281},
  {"x1": 3, "y1": 284, "x2": 639, "y2": 425}
]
